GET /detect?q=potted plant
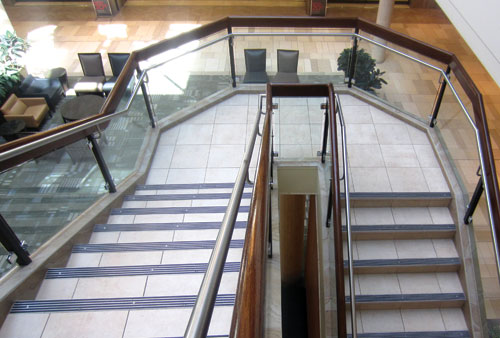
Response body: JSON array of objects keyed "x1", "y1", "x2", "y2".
[
  {"x1": 0, "y1": 31, "x2": 30, "y2": 106},
  {"x1": 337, "y1": 47, "x2": 387, "y2": 93}
]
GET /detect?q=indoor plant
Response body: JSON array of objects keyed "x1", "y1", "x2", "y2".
[
  {"x1": 337, "y1": 47, "x2": 387, "y2": 93},
  {"x1": 0, "y1": 30, "x2": 30, "y2": 106}
]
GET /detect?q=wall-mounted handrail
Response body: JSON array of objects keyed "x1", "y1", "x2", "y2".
[
  {"x1": 336, "y1": 93, "x2": 356, "y2": 337},
  {"x1": 184, "y1": 91, "x2": 266, "y2": 338},
  {"x1": 229, "y1": 91, "x2": 271, "y2": 338}
]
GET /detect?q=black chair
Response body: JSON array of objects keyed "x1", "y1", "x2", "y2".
[
  {"x1": 74, "y1": 53, "x2": 106, "y2": 96},
  {"x1": 15, "y1": 75, "x2": 64, "y2": 111},
  {"x1": 243, "y1": 49, "x2": 268, "y2": 83},
  {"x1": 273, "y1": 49, "x2": 300, "y2": 83},
  {"x1": 103, "y1": 53, "x2": 130, "y2": 95}
]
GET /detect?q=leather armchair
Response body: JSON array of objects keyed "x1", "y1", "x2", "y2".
[
  {"x1": 16, "y1": 75, "x2": 64, "y2": 111},
  {"x1": 0, "y1": 94, "x2": 49, "y2": 128}
]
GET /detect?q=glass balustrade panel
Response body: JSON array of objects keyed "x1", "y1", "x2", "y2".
[
  {"x1": 0, "y1": 142, "x2": 107, "y2": 276},
  {"x1": 351, "y1": 37, "x2": 443, "y2": 123},
  {"x1": 139, "y1": 38, "x2": 232, "y2": 121},
  {"x1": 232, "y1": 32, "x2": 352, "y2": 86}
]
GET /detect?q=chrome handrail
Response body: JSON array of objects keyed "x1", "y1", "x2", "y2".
[
  {"x1": 184, "y1": 94, "x2": 266, "y2": 338},
  {"x1": 336, "y1": 93, "x2": 356, "y2": 338}
]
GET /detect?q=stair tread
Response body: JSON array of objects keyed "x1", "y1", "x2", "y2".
[
  {"x1": 136, "y1": 183, "x2": 252, "y2": 190},
  {"x1": 125, "y1": 192, "x2": 252, "y2": 201},
  {"x1": 346, "y1": 293, "x2": 465, "y2": 303},
  {"x1": 349, "y1": 331, "x2": 470, "y2": 337},
  {"x1": 94, "y1": 221, "x2": 247, "y2": 232}
]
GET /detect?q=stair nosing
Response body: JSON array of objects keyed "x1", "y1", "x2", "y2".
[
  {"x1": 110, "y1": 205, "x2": 250, "y2": 215},
  {"x1": 125, "y1": 192, "x2": 252, "y2": 201},
  {"x1": 346, "y1": 292, "x2": 466, "y2": 303},
  {"x1": 345, "y1": 257, "x2": 460, "y2": 268},
  {"x1": 93, "y1": 221, "x2": 247, "y2": 232}
]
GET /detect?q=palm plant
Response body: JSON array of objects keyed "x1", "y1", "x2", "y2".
[{"x1": 0, "y1": 31, "x2": 30, "y2": 105}]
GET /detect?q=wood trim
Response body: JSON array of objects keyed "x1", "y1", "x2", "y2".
[{"x1": 229, "y1": 83, "x2": 272, "y2": 338}]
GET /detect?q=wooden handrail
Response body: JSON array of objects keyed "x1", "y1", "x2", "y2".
[{"x1": 229, "y1": 84, "x2": 272, "y2": 338}]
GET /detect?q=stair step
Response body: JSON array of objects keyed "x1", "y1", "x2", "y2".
[
  {"x1": 125, "y1": 192, "x2": 252, "y2": 201},
  {"x1": 94, "y1": 221, "x2": 247, "y2": 232},
  {"x1": 46, "y1": 262, "x2": 241, "y2": 279},
  {"x1": 72, "y1": 239, "x2": 245, "y2": 253},
  {"x1": 136, "y1": 183, "x2": 252, "y2": 191},
  {"x1": 346, "y1": 258, "x2": 460, "y2": 273},
  {"x1": 110, "y1": 205, "x2": 250, "y2": 215},
  {"x1": 343, "y1": 192, "x2": 452, "y2": 207},
  {"x1": 11, "y1": 294, "x2": 235, "y2": 313},
  {"x1": 346, "y1": 293, "x2": 465, "y2": 309},
  {"x1": 348, "y1": 331, "x2": 470, "y2": 337},
  {"x1": 343, "y1": 224, "x2": 455, "y2": 240}
]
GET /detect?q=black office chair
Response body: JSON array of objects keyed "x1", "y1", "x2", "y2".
[
  {"x1": 273, "y1": 49, "x2": 299, "y2": 83},
  {"x1": 103, "y1": 53, "x2": 130, "y2": 95},
  {"x1": 243, "y1": 49, "x2": 268, "y2": 83}
]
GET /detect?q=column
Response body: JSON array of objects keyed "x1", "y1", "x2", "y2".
[{"x1": 373, "y1": 0, "x2": 395, "y2": 63}]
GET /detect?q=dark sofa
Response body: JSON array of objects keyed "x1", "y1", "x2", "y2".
[{"x1": 16, "y1": 75, "x2": 65, "y2": 111}]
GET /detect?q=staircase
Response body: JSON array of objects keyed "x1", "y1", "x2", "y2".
[
  {"x1": 0, "y1": 182, "x2": 252, "y2": 338},
  {"x1": 344, "y1": 193, "x2": 470, "y2": 337}
]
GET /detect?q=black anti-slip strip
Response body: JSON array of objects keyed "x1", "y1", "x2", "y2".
[
  {"x1": 136, "y1": 183, "x2": 252, "y2": 190},
  {"x1": 46, "y1": 262, "x2": 241, "y2": 279},
  {"x1": 72, "y1": 239, "x2": 245, "y2": 253},
  {"x1": 11, "y1": 294, "x2": 235, "y2": 313},
  {"x1": 345, "y1": 257, "x2": 460, "y2": 268},
  {"x1": 342, "y1": 224, "x2": 455, "y2": 232},
  {"x1": 347, "y1": 331, "x2": 470, "y2": 337},
  {"x1": 342, "y1": 192, "x2": 452, "y2": 199},
  {"x1": 94, "y1": 221, "x2": 247, "y2": 232},
  {"x1": 110, "y1": 205, "x2": 250, "y2": 215},
  {"x1": 346, "y1": 293, "x2": 465, "y2": 304},
  {"x1": 125, "y1": 192, "x2": 252, "y2": 201}
]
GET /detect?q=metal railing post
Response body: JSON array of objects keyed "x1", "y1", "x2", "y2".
[
  {"x1": 136, "y1": 67, "x2": 157, "y2": 128},
  {"x1": 0, "y1": 214, "x2": 31, "y2": 266},
  {"x1": 348, "y1": 28, "x2": 359, "y2": 88},
  {"x1": 430, "y1": 66, "x2": 451, "y2": 128},
  {"x1": 464, "y1": 177, "x2": 484, "y2": 224},
  {"x1": 87, "y1": 135, "x2": 116, "y2": 193},
  {"x1": 320, "y1": 102, "x2": 329, "y2": 163},
  {"x1": 227, "y1": 27, "x2": 237, "y2": 88}
]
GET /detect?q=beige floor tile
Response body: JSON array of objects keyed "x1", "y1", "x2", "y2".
[
  {"x1": 370, "y1": 107, "x2": 404, "y2": 124},
  {"x1": 346, "y1": 124, "x2": 379, "y2": 145},
  {"x1": 176, "y1": 124, "x2": 214, "y2": 145},
  {"x1": 358, "y1": 274, "x2": 401, "y2": 295},
  {"x1": 351, "y1": 167, "x2": 392, "y2": 192},
  {"x1": 208, "y1": 145, "x2": 245, "y2": 167},
  {"x1": 89, "y1": 231, "x2": 120, "y2": 244},
  {"x1": 310, "y1": 123, "x2": 323, "y2": 145},
  {"x1": 395, "y1": 239, "x2": 437, "y2": 259},
  {"x1": 36, "y1": 278, "x2": 78, "y2": 300},
  {"x1": 422, "y1": 167, "x2": 450, "y2": 192},
  {"x1": 170, "y1": 145, "x2": 210, "y2": 168},
  {"x1": 107, "y1": 215, "x2": 135, "y2": 224},
  {"x1": 278, "y1": 105, "x2": 310, "y2": 124},
  {"x1": 122, "y1": 201, "x2": 148, "y2": 208},
  {"x1": 204, "y1": 167, "x2": 239, "y2": 183},
  {"x1": 381, "y1": 145, "x2": 419, "y2": 167},
  {"x1": 212, "y1": 123, "x2": 247, "y2": 145},
  {"x1": 360, "y1": 309, "x2": 404, "y2": 333},
  {"x1": 429, "y1": 207, "x2": 454, "y2": 224},
  {"x1": 407, "y1": 126, "x2": 430, "y2": 145},
  {"x1": 436, "y1": 272, "x2": 463, "y2": 293},
  {"x1": 356, "y1": 240, "x2": 398, "y2": 260},
  {"x1": 413, "y1": 144, "x2": 440, "y2": 168},
  {"x1": 440, "y1": 308, "x2": 468, "y2": 331},
  {"x1": 118, "y1": 230, "x2": 175, "y2": 243},
  {"x1": 0, "y1": 313, "x2": 49, "y2": 338},
  {"x1": 354, "y1": 207, "x2": 395, "y2": 225},
  {"x1": 348, "y1": 144, "x2": 385, "y2": 168},
  {"x1": 215, "y1": 105, "x2": 248, "y2": 124},
  {"x1": 42, "y1": 311, "x2": 128, "y2": 338},
  {"x1": 134, "y1": 214, "x2": 184, "y2": 223},
  {"x1": 279, "y1": 124, "x2": 312, "y2": 145},
  {"x1": 150, "y1": 145, "x2": 175, "y2": 168},
  {"x1": 398, "y1": 273, "x2": 441, "y2": 294},
  {"x1": 343, "y1": 105, "x2": 373, "y2": 124},
  {"x1": 375, "y1": 124, "x2": 412, "y2": 145},
  {"x1": 66, "y1": 253, "x2": 102, "y2": 268},
  {"x1": 432, "y1": 239, "x2": 459, "y2": 258},
  {"x1": 73, "y1": 276, "x2": 147, "y2": 299},
  {"x1": 145, "y1": 168, "x2": 169, "y2": 184},
  {"x1": 166, "y1": 168, "x2": 206, "y2": 183},
  {"x1": 391, "y1": 207, "x2": 433, "y2": 224},
  {"x1": 186, "y1": 107, "x2": 216, "y2": 124},
  {"x1": 145, "y1": 200, "x2": 192, "y2": 208},
  {"x1": 100, "y1": 251, "x2": 163, "y2": 266},
  {"x1": 387, "y1": 167, "x2": 429, "y2": 192},
  {"x1": 401, "y1": 309, "x2": 445, "y2": 332},
  {"x1": 280, "y1": 144, "x2": 314, "y2": 158}
]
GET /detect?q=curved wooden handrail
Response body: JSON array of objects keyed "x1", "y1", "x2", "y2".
[{"x1": 229, "y1": 84, "x2": 272, "y2": 338}]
